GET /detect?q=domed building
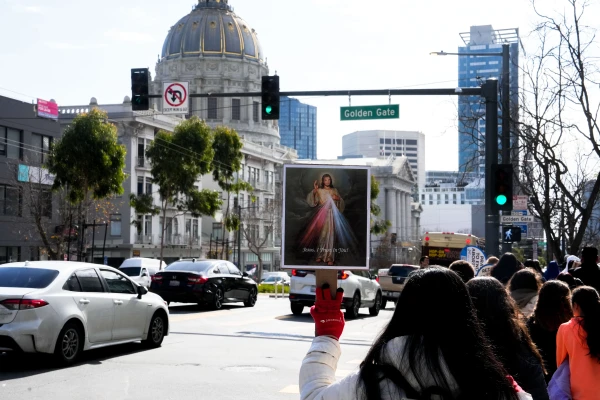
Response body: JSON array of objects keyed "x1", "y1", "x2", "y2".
[
  {"x1": 153, "y1": 0, "x2": 278, "y2": 144},
  {"x1": 55, "y1": 0, "x2": 293, "y2": 272}
]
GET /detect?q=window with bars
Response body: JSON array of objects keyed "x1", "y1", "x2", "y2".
[
  {"x1": 207, "y1": 98, "x2": 218, "y2": 119},
  {"x1": 232, "y1": 99, "x2": 241, "y2": 121}
]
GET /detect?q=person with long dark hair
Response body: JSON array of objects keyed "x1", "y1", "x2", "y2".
[
  {"x1": 491, "y1": 253, "x2": 523, "y2": 285},
  {"x1": 509, "y1": 269, "x2": 543, "y2": 318},
  {"x1": 300, "y1": 267, "x2": 528, "y2": 399},
  {"x1": 556, "y1": 286, "x2": 600, "y2": 399},
  {"x1": 466, "y1": 277, "x2": 548, "y2": 400},
  {"x1": 527, "y1": 281, "x2": 573, "y2": 381}
]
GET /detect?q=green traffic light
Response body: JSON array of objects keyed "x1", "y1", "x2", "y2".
[
  {"x1": 496, "y1": 194, "x2": 508, "y2": 205},
  {"x1": 265, "y1": 105, "x2": 272, "y2": 115}
]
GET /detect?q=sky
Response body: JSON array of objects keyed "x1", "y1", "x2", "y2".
[{"x1": 0, "y1": 0, "x2": 575, "y2": 171}]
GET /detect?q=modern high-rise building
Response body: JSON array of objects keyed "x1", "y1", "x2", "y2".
[
  {"x1": 458, "y1": 25, "x2": 520, "y2": 173},
  {"x1": 341, "y1": 130, "x2": 425, "y2": 188},
  {"x1": 279, "y1": 97, "x2": 317, "y2": 160}
]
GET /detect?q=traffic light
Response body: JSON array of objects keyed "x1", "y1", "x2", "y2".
[
  {"x1": 131, "y1": 68, "x2": 149, "y2": 111},
  {"x1": 502, "y1": 226, "x2": 522, "y2": 243},
  {"x1": 261, "y1": 75, "x2": 280, "y2": 120},
  {"x1": 491, "y1": 163, "x2": 513, "y2": 211}
]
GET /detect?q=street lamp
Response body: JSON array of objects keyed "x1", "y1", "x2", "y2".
[
  {"x1": 430, "y1": 44, "x2": 511, "y2": 164},
  {"x1": 432, "y1": 44, "x2": 511, "y2": 255}
]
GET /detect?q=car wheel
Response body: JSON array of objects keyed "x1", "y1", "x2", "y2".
[
  {"x1": 369, "y1": 292, "x2": 382, "y2": 316},
  {"x1": 244, "y1": 288, "x2": 257, "y2": 307},
  {"x1": 211, "y1": 287, "x2": 224, "y2": 310},
  {"x1": 345, "y1": 292, "x2": 361, "y2": 319},
  {"x1": 142, "y1": 312, "x2": 166, "y2": 348},
  {"x1": 380, "y1": 298, "x2": 388, "y2": 310},
  {"x1": 54, "y1": 321, "x2": 83, "y2": 367},
  {"x1": 290, "y1": 302, "x2": 304, "y2": 315}
]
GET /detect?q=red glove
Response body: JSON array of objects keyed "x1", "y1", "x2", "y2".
[{"x1": 310, "y1": 284, "x2": 345, "y2": 340}]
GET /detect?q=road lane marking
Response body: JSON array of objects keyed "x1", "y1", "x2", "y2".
[
  {"x1": 279, "y1": 385, "x2": 299, "y2": 394},
  {"x1": 170, "y1": 309, "x2": 247, "y2": 322}
]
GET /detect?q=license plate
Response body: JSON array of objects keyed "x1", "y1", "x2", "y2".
[
  {"x1": 169, "y1": 281, "x2": 180, "y2": 287},
  {"x1": 386, "y1": 291, "x2": 400, "y2": 297},
  {"x1": 309, "y1": 285, "x2": 316, "y2": 293}
]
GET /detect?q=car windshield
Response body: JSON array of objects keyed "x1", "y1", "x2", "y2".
[
  {"x1": 119, "y1": 267, "x2": 141, "y2": 277},
  {"x1": 263, "y1": 276, "x2": 280, "y2": 282},
  {"x1": 0, "y1": 267, "x2": 60, "y2": 288},
  {"x1": 165, "y1": 262, "x2": 213, "y2": 273},
  {"x1": 388, "y1": 266, "x2": 417, "y2": 277}
]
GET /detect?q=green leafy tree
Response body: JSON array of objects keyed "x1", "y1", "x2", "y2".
[
  {"x1": 132, "y1": 117, "x2": 222, "y2": 264},
  {"x1": 211, "y1": 126, "x2": 253, "y2": 259},
  {"x1": 47, "y1": 108, "x2": 126, "y2": 259},
  {"x1": 370, "y1": 175, "x2": 391, "y2": 234}
]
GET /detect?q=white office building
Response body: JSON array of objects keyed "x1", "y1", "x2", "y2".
[{"x1": 342, "y1": 130, "x2": 425, "y2": 188}]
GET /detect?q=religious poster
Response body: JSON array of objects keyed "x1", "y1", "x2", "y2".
[{"x1": 282, "y1": 164, "x2": 371, "y2": 270}]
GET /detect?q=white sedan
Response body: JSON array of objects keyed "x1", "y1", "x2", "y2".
[{"x1": 0, "y1": 261, "x2": 170, "y2": 366}]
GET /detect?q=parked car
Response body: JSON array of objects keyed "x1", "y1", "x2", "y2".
[
  {"x1": 119, "y1": 258, "x2": 166, "y2": 288},
  {"x1": 289, "y1": 269, "x2": 382, "y2": 318},
  {"x1": 259, "y1": 276, "x2": 287, "y2": 290},
  {"x1": 260, "y1": 272, "x2": 290, "y2": 286},
  {"x1": 150, "y1": 259, "x2": 258, "y2": 309},
  {"x1": 0, "y1": 261, "x2": 169, "y2": 366},
  {"x1": 378, "y1": 264, "x2": 419, "y2": 308}
]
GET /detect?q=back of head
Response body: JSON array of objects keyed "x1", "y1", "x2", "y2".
[
  {"x1": 449, "y1": 260, "x2": 475, "y2": 283},
  {"x1": 466, "y1": 277, "x2": 544, "y2": 371},
  {"x1": 486, "y1": 256, "x2": 499, "y2": 266},
  {"x1": 491, "y1": 253, "x2": 522, "y2": 285},
  {"x1": 572, "y1": 286, "x2": 600, "y2": 361},
  {"x1": 581, "y1": 247, "x2": 599, "y2": 265},
  {"x1": 358, "y1": 267, "x2": 516, "y2": 400},
  {"x1": 524, "y1": 259, "x2": 542, "y2": 275},
  {"x1": 557, "y1": 273, "x2": 583, "y2": 290},
  {"x1": 509, "y1": 268, "x2": 542, "y2": 293},
  {"x1": 534, "y1": 280, "x2": 573, "y2": 331}
]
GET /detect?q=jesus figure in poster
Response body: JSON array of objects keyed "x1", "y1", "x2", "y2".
[{"x1": 300, "y1": 173, "x2": 351, "y2": 266}]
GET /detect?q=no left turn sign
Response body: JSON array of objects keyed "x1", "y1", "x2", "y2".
[{"x1": 162, "y1": 81, "x2": 189, "y2": 114}]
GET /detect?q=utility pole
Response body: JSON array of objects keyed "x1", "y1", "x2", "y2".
[
  {"x1": 237, "y1": 204, "x2": 242, "y2": 268},
  {"x1": 500, "y1": 43, "x2": 513, "y2": 255},
  {"x1": 483, "y1": 79, "x2": 500, "y2": 258}
]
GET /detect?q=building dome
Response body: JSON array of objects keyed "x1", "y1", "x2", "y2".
[{"x1": 161, "y1": 0, "x2": 263, "y2": 63}]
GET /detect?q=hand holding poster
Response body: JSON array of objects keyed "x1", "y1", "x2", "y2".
[{"x1": 282, "y1": 164, "x2": 370, "y2": 270}]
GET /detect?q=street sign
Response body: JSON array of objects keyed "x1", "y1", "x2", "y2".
[
  {"x1": 502, "y1": 226, "x2": 522, "y2": 243},
  {"x1": 513, "y1": 195, "x2": 528, "y2": 211},
  {"x1": 340, "y1": 104, "x2": 399, "y2": 121},
  {"x1": 512, "y1": 210, "x2": 529, "y2": 216},
  {"x1": 501, "y1": 215, "x2": 534, "y2": 224},
  {"x1": 460, "y1": 246, "x2": 487, "y2": 270},
  {"x1": 162, "y1": 81, "x2": 189, "y2": 114},
  {"x1": 515, "y1": 224, "x2": 528, "y2": 236}
]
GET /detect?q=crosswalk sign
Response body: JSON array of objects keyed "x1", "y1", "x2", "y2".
[{"x1": 502, "y1": 226, "x2": 522, "y2": 243}]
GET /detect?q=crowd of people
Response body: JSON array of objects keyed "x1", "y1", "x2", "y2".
[{"x1": 299, "y1": 247, "x2": 600, "y2": 400}]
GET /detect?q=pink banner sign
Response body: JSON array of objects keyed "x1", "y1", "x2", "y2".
[{"x1": 37, "y1": 98, "x2": 59, "y2": 120}]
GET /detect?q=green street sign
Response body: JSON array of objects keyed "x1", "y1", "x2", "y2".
[{"x1": 340, "y1": 104, "x2": 399, "y2": 121}]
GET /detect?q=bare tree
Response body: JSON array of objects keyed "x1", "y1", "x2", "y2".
[
  {"x1": 516, "y1": 0, "x2": 600, "y2": 260},
  {"x1": 241, "y1": 202, "x2": 277, "y2": 281}
]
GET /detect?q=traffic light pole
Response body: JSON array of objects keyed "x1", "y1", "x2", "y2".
[
  {"x1": 145, "y1": 83, "x2": 500, "y2": 256},
  {"x1": 501, "y1": 44, "x2": 513, "y2": 255},
  {"x1": 483, "y1": 79, "x2": 500, "y2": 258}
]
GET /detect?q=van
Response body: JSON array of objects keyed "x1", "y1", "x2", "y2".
[{"x1": 119, "y1": 258, "x2": 167, "y2": 287}]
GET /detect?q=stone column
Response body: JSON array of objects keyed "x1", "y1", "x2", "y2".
[
  {"x1": 399, "y1": 193, "x2": 405, "y2": 240},
  {"x1": 405, "y1": 193, "x2": 411, "y2": 241},
  {"x1": 396, "y1": 191, "x2": 402, "y2": 240},
  {"x1": 386, "y1": 189, "x2": 396, "y2": 234}
]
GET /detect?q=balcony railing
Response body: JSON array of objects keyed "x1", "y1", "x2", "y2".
[
  {"x1": 137, "y1": 157, "x2": 150, "y2": 168},
  {"x1": 135, "y1": 234, "x2": 153, "y2": 244}
]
